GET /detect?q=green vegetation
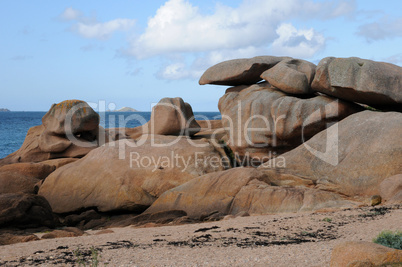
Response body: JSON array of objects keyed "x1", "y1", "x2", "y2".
[
  {"x1": 218, "y1": 139, "x2": 237, "y2": 167},
  {"x1": 322, "y1": 217, "x2": 332, "y2": 223},
  {"x1": 73, "y1": 246, "x2": 102, "y2": 267},
  {"x1": 90, "y1": 247, "x2": 100, "y2": 267},
  {"x1": 373, "y1": 230, "x2": 402, "y2": 250},
  {"x1": 73, "y1": 248, "x2": 86, "y2": 266},
  {"x1": 364, "y1": 105, "x2": 381, "y2": 112}
]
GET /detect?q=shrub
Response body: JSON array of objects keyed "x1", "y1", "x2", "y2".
[{"x1": 373, "y1": 230, "x2": 402, "y2": 250}]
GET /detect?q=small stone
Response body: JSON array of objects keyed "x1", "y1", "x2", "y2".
[{"x1": 370, "y1": 195, "x2": 382, "y2": 206}]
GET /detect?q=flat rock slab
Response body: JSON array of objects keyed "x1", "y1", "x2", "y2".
[
  {"x1": 146, "y1": 168, "x2": 354, "y2": 219},
  {"x1": 199, "y1": 56, "x2": 289, "y2": 86}
]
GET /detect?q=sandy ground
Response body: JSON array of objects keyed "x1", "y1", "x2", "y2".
[{"x1": 0, "y1": 204, "x2": 401, "y2": 267}]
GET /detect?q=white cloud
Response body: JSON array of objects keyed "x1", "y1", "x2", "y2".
[
  {"x1": 59, "y1": 1, "x2": 355, "y2": 80},
  {"x1": 60, "y1": 7, "x2": 135, "y2": 40},
  {"x1": 157, "y1": 62, "x2": 195, "y2": 80},
  {"x1": 357, "y1": 16, "x2": 402, "y2": 42},
  {"x1": 124, "y1": 0, "x2": 351, "y2": 80},
  {"x1": 156, "y1": 22, "x2": 326, "y2": 80},
  {"x1": 272, "y1": 23, "x2": 325, "y2": 58},
  {"x1": 126, "y1": 0, "x2": 353, "y2": 60},
  {"x1": 300, "y1": 0, "x2": 356, "y2": 19},
  {"x1": 60, "y1": 7, "x2": 82, "y2": 21},
  {"x1": 128, "y1": 0, "x2": 286, "y2": 58},
  {"x1": 74, "y1": 19, "x2": 135, "y2": 40}
]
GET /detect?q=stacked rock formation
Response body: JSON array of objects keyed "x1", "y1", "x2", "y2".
[
  {"x1": 142, "y1": 55, "x2": 401, "y2": 219},
  {"x1": 200, "y1": 56, "x2": 401, "y2": 164},
  {"x1": 0, "y1": 55, "x2": 401, "y2": 244}
]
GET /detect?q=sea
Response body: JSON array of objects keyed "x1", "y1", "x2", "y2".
[{"x1": 0, "y1": 111, "x2": 221, "y2": 159}]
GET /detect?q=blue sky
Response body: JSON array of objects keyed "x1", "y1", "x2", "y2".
[{"x1": 1, "y1": 0, "x2": 401, "y2": 111}]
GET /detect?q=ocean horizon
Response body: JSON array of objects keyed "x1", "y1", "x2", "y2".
[{"x1": 0, "y1": 111, "x2": 221, "y2": 159}]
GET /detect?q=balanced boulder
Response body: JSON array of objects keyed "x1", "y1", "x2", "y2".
[
  {"x1": 143, "y1": 97, "x2": 200, "y2": 136},
  {"x1": 199, "y1": 56, "x2": 289, "y2": 86},
  {"x1": 312, "y1": 57, "x2": 402, "y2": 107},
  {"x1": 260, "y1": 58, "x2": 316, "y2": 94},
  {"x1": 110, "y1": 97, "x2": 201, "y2": 140},
  {"x1": 39, "y1": 135, "x2": 227, "y2": 213}
]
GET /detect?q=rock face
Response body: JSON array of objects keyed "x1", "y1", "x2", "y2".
[
  {"x1": 0, "y1": 193, "x2": 55, "y2": 228},
  {"x1": 312, "y1": 57, "x2": 402, "y2": 106},
  {"x1": 230, "y1": 179, "x2": 351, "y2": 215},
  {"x1": 380, "y1": 174, "x2": 402, "y2": 204},
  {"x1": 330, "y1": 241, "x2": 402, "y2": 267},
  {"x1": 145, "y1": 168, "x2": 266, "y2": 218},
  {"x1": 39, "y1": 135, "x2": 227, "y2": 213},
  {"x1": 261, "y1": 58, "x2": 316, "y2": 95},
  {"x1": 0, "y1": 162, "x2": 55, "y2": 194},
  {"x1": 199, "y1": 56, "x2": 289, "y2": 86},
  {"x1": 260, "y1": 111, "x2": 402, "y2": 197},
  {"x1": 218, "y1": 82, "x2": 361, "y2": 163},
  {"x1": 145, "y1": 168, "x2": 353, "y2": 219},
  {"x1": 0, "y1": 100, "x2": 101, "y2": 166}
]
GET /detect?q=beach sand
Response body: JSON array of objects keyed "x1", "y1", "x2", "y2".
[{"x1": 0, "y1": 204, "x2": 400, "y2": 266}]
